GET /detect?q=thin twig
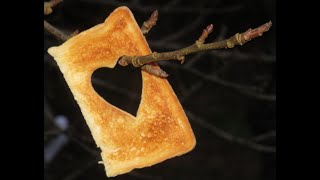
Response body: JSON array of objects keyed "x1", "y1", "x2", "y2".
[
  {"x1": 44, "y1": 20, "x2": 70, "y2": 42},
  {"x1": 44, "y1": 0, "x2": 78, "y2": 42},
  {"x1": 185, "y1": 110, "x2": 276, "y2": 153},
  {"x1": 119, "y1": 21, "x2": 272, "y2": 67}
]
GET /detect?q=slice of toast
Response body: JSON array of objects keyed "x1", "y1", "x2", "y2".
[{"x1": 47, "y1": 6, "x2": 196, "y2": 177}]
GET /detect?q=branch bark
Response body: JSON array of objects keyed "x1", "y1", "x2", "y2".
[
  {"x1": 44, "y1": 0, "x2": 78, "y2": 41},
  {"x1": 119, "y1": 21, "x2": 272, "y2": 67},
  {"x1": 44, "y1": 20, "x2": 70, "y2": 42}
]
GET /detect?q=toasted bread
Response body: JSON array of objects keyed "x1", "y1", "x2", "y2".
[{"x1": 47, "y1": 6, "x2": 196, "y2": 177}]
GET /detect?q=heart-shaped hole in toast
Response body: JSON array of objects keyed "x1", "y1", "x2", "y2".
[{"x1": 91, "y1": 66, "x2": 142, "y2": 117}]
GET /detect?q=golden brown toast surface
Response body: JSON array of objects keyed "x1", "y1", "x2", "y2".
[{"x1": 48, "y1": 6, "x2": 196, "y2": 177}]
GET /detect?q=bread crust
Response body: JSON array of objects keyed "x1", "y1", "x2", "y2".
[{"x1": 48, "y1": 6, "x2": 196, "y2": 177}]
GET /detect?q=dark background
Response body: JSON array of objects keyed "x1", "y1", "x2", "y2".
[{"x1": 44, "y1": 0, "x2": 276, "y2": 179}]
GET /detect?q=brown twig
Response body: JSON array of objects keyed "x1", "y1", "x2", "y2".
[
  {"x1": 44, "y1": 0, "x2": 79, "y2": 41},
  {"x1": 44, "y1": 0, "x2": 63, "y2": 15},
  {"x1": 185, "y1": 110, "x2": 276, "y2": 153},
  {"x1": 44, "y1": 20, "x2": 70, "y2": 42},
  {"x1": 119, "y1": 21, "x2": 272, "y2": 67},
  {"x1": 141, "y1": 10, "x2": 159, "y2": 35}
]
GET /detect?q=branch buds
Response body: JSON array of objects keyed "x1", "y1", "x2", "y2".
[
  {"x1": 239, "y1": 21, "x2": 272, "y2": 45},
  {"x1": 141, "y1": 10, "x2": 159, "y2": 35},
  {"x1": 196, "y1": 24, "x2": 214, "y2": 46},
  {"x1": 142, "y1": 64, "x2": 169, "y2": 78}
]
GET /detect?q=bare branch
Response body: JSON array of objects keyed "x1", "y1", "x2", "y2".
[
  {"x1": 119, "y1": 21, "x2": 272, "y2": 67},
  {"x1": 141, "y1": 10, "x2": 159, "y2": 35},
  {"x1": 44, "y1": 20, "x2": 78, "y2": 42},
  {"x1": 185, "y1": 110, "x2": 276, "y2": 153},
  {"x1": 44, "y1": 20, "x2": 70, "y2": 42}
]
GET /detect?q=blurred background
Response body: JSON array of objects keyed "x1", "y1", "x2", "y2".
[{"x1": 44, "y1": 0, "x2": 276, "y2": 179}]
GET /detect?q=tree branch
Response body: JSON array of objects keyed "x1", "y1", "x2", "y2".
[
  {"x1": 119, "y1": 21, "x2": 272, "y2": 67},
  {"x1": 44, "y1": 0, "x2": 78, "y2": 41},
  {"x1": 44, "y1": 20, "x2": 70, "y2": 42}
]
